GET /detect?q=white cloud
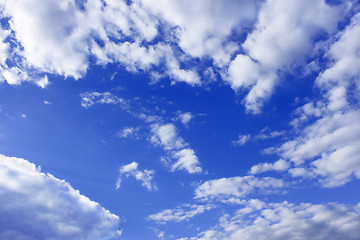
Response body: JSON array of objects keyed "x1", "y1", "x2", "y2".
[
  {"x1": 232, "y1": 134, "x2": 251, "y2": 146},
  {"x1": 176, "y1": 112, "x2": 193, "y2": 126},
  {"x1": 0, "y1": 154, "x2": 121, "y2": 240},
  {"x1": 249, "y1": 159, "x2": 290, "y2": 175},
  {"x1": 117, "y1": 127, "x2": 139, "y2": 138},
  {"x1": 151, "y1": 123, "x2": 186, "y2": 150},
  {"x1": 116, "y1": 162, "x2": 157, "y2": 191},
  {"x1": 151, "y1": 123, "x2": 202, "y2": 174},
  {"x1": 233, "y1": 129, "x2": 284, "y2": 146},
  {"x1": 140, "y1": 0, "x2": 259, "y2": 66},
  {"x1": 172, "y1": 148, "x2": 202, "y2": 174},
  {"x1": 80, "y1": 92, "x2": 126, "y2": 108},
  {"x1": 226, "y1": 0, "x2": 343, "y2": 113},
  {"x1": 254, "y1": 12, "x2": 360, "y2": 187},
  {"x1": 181, "y1": 201, "x2": 360, "y2": 240},
  {"x1": 194, "y1": 176, "x2": 285, "y2": 201},
  {"x1": 148, "y1": 204, "x2": 214, "y2": 223},
  {"x1": 253, "y1": 128, "x2": 285, "y2": 140},
  {"x1": 316, "y1": 13, "x2": 360, "y2": 90}
]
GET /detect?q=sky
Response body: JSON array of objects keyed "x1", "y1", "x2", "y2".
[{"x1": 0, "y1": 0, "x2": 360, "y2": 239}]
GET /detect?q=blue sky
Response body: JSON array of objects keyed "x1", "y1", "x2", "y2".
[{"x1": 0, "y1": 0, "x2": 360, "y2": 239}]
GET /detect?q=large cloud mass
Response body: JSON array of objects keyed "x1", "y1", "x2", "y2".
[
  {"x1": 0, "y1": 154, "x2": 121, "y2": 240},
  {"x1": 1, "y1": 0, "x2": 355, "y2": 113}
]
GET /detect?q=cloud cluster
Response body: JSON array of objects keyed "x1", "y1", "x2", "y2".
[
  {"x1": 180, "y1": 200, "x2": 360, "y2": 240},
  {"x1": 116, "y1": 162, "x2": 157, "y2": 191},
  {"x1": 249, "y1": 12, "x2": 360, "y2": 187},
  {"x1": 151, "y1": 123, "x2": 202, "y2": 174},
  {"x1": 226, "y1": 0, "x2": 342, "y2": 113},
  {"x1": 1, "y1": 0, "x2": 355, "y2": 114},
  {"x1": 0, "y1": 154, "x2": 121, "y2": 240}
]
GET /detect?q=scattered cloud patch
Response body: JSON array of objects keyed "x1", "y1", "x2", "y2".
[
  {"x1": 176, "y1": 111, "x2": 193, "y2": 126},
  {"x1": 80, "y1": 92, "x2": 126, "y2": 108},
  {"x1": 194, "y1": 176, "x2": 285, "y2": 201},
  {"x1": 232, "y1": 134, "x2": 251, "y2": 146},
  {"x1": 116, "y1": 162, "x2": 157, "y2": 191},
  {"x1": 117, "y1": 127, "x2": 140, "y2": 139},
  {"x1": 151, "y1": 123, "x2": 202, "y2": 174}
]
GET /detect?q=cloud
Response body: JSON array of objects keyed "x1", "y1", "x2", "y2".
[
  {"x1": 172, "y1": 148, "x2": 202, "y2": 174},
  {"x1": 0, "y1": 0, "x2": 355, "y2": 115},
  {"x1": 116, "y1": 162, "x2": 157, "y2": 191},
  {"x1": 232, "y1": 129, "x2": 285, "y2": 146},
  {"x1": 151, "y1": 123, "x2": 186, "y2": 150},
  {"x1": 226, "y1": 0, "x2": 343, "y2": 113},
  {"x1": 80, "y1": 92, "x2": 202, "y2": 174},
  {"x1": 248, "y1": 12, "x2": 360, "y2": 187},
  {"x1": 151, "y1": 123, "x2": 202, "y2": 174},
  {"x1": 148, "y1": 204, "x2": 214, "y2": 223},
  {"x1": 176, "y1": 111, "x2": 194, "y2": 126},
  {"x1": 80, "y1": 92, "x2": 126, "y2": 108},
  {"x1": 0, "y1": 154, "x2": 121, "y2": 240},
  {"x1": 249, "y1": 159, "x2": 290, "y2": 175},
  {"x1": 194, "y1": 176, "x2": 285, "y2": 201},
  {"x1": 181, "y1": 201, "x2": 360, "y2": 240},
  {"x1": 117, "y1": 127, "x2": 140, "y2": 138},
  {"x1": 232, "y1": 134, "x2": 251, "y2": 146},
  {"x1": 140, "y1": 0, "x2": 260, "y2": 66}
]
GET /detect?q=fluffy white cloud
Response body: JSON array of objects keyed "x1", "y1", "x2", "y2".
[
  {"x1": 140, "y1": 0, "x2": 260, "y2": 66},
  {"x1": 176, "y1": 111, "x2": 193, "y2": 126},
  {"x1": 0, "y1": 0, "x2": 356, "y2": 115},
  {"x1": 316, "y1": 13, "x2": 360, "y2": 90},
  {"x1": 249, "y1": 12, "x2": 360, "y2": 187},
  {"x1": 116, "y1": 162, "x2": 157, "y2": 191},
  {"x1": 249, "y1": 159, "x2": 290, "y2": 175},
  {"x1": 148, "y1": 204, "x2": 214, "y2": 223},
  {"x1": 194, "y1": 176, "x2": 285, "y2": 201},
  {"x1": 0, "y1": 154, "x2": 121, "y2": 240},
  {"x1": 172, "y1": 148, "x2": 202, "y2": 174},
  {"x1": 151, "y1": 123, "x2": 186, "y2": 150},
  {"x1": 226, "y1": 0, "x2": 343, "y2": 113},
  {"x1": 151, "y1": 123, "x2": 202, "y2": 174},
  {"x1": 181, "y1": 201, "x2": 360, "y2": 240}
]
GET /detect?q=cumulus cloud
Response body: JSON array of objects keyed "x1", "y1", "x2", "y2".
[
  {"x1": 148, "y1": 204, "x2": 214, "y2": 223},
  {"x1": 247, "y1": 11, "x2": 360, "y2": 187},
  {"x1": 0, "y1": 0, "x2": 356, "y2": 114},
  {"x1": 180, "y1": 201, "x2": 360, "y2": 240},
  {"x1": 249, "y1": 159, "x2": 290, "y2": 175},
  {"x1": 194, "y1": 176, "x2": 285, "y2": 201},
  {"x1": 151, "y1": 123, "x2": 202, "y2": 174},
  {"x1": 116, "y1": 162, "x2": 157, "y2": 191},
  {"x1": 0, "y1": 154, "x2": 121, "y2": 240},
  {"x1": 226, "y1": 0, "x2": 343, "y2": 113}
]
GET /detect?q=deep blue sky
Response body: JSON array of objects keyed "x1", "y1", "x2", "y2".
[{"x1": 0, "y1": 1, "x2": 360, "y2": 240}]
